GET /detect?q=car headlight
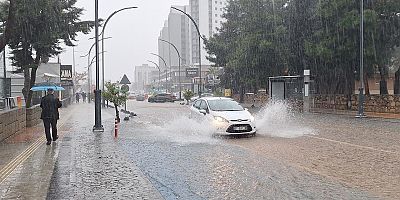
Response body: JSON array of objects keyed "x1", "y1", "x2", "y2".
[{"x1": 214, "y1": 116, "x2": 228, "y2": 123}]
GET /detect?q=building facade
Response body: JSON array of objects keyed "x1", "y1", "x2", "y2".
[
  {"x1": 134, "y1": 64, "x2": 158, "y2": 92},
  {"x1": 158, "y1": 1, "x2": 228, "y2": 69},
  {"x1": 189, "y1": 0, "x2": 227, "y2": 65}
]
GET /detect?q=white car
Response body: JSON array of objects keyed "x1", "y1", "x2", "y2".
[{"x1": 190, "y1": 97, "x2": 256, "y2": 136}]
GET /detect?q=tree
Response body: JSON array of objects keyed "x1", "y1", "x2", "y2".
[
  {"x1": 207, "y1": 0, "x2": 400, "y2": 96},
  {"x1": 205, "y1": 0, "x2": 288, "y2": 96},
  {"x1": 103, "y1": 82, "x2": 128, "y2": 122},
  {"x1": 0, "y1": 0, "x2": 94, "y2": 107},
  {"x1": 183, "y1": 89, "x2": 194, "y2": 105}
]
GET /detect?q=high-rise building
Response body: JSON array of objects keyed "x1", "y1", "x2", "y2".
[
  {"x1": 158, "y1": 1, "x2": 228, "y2": 68},
  {"x1": 189, "y1": 0, "x2": 228, "y2": 65},
  {"x1": 158, "y1": 6, "x2": 191, "y2": 69}
]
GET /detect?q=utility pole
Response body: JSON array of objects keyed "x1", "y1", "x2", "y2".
[
  {"x1": 357, "y1": 0, "x2": 365, "y2": 118},
  {"x1": 93, "y1": 0, "x2": 104, "y2": 132}
]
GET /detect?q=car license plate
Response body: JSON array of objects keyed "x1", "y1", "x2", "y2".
[{"x1": 233, "y1": 126, "x2": 247, "y2": 131}]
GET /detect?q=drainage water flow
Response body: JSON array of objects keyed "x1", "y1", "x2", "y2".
[{"x1": 255, "y1": 101, "x2": 315, "y2": 138}]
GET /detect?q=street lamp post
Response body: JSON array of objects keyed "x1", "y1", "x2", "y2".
[
  {"x1": 148, "y1": 60, "x2": 161, "y2": 91},
  {"x1": 81, "y1": 37, "x2": 111, "y2": 103},
  {"x1": 171, "y1": 7, "x2": 203, "y2": 97},
  {"x1": 357, "y1": 0, "x2": 365, "y2": 118},
  {"x1": 93, "y1": 0, "x2": 103, "y2": 132},
  {"x1": 159, "y1": 39, "x2": 182, "y2": 100},
  {"x1": 100, "y1": 6, "x2": 138, "y2": 108},
  {"x1": 151, "y1": 53, "x2": 168, "y2": 92}
]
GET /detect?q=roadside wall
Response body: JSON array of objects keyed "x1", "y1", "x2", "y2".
[
  {"x1": 312, "y1": 95, "x2": 400, "y2": 114},
  {"x1": 26, "y1": 105, "x2": 41, "y2": 127},
  {"x1": 0, "y1": 107, "x2": 26, "y2": 141}
]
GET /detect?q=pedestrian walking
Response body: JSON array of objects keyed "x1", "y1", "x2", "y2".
[
  {"x1": 75, "y1": 92, "x2": 80, "y2": 103},
  {"x1": 40, "y1": 88, "x2": 62, "y2": 145},
  {"x1": 81, "y1": 92, "x2": 87, "y2": 103}
]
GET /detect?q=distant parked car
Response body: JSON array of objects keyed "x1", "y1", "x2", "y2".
[
  {"x1": 148, "y1": 93, "x2": 175, "y2": 103},
  {"x1": 136, "y1": 94, "x2": 145, "y2": 101}
]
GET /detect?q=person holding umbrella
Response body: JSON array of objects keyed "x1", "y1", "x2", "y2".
[{"x1": 40, "y1": 88, "x2": 62, "y2": 145}]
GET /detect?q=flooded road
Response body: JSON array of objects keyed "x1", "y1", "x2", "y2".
[{"x1": 116, "y1": 100, "x2": 400, "y2": 199}]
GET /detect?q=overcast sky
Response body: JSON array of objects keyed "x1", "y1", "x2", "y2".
[{"x1": 50, "y1": 0, "x2": 188, "y2": 83}]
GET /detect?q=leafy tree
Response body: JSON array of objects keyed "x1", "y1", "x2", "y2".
[
  {"x1": 205, "y1": 0, "x2": 288, "y2": 98},
  {"x1": 183, "y1": 89, "x2": 194, "y2": 105},
  {"x1": 103, "y1": 82, "x2": 128, "y2": 122},
  {"x1": 206, "y1": 0, "x2": 400, "y2": 96},
  {"x1": 0, "y1": 0, "x2": 94, "y2": 107}
]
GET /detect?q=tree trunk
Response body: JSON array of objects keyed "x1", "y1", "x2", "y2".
[
  {"x1": 114, "y1": 103, "x2": 120, "y2": 123},
  {"x1": 26, "y1": 67, "x2": 38, "y2": 108},
  {"x1": 378, "y1": 65, "x2": 388, "y2": 95},
  {"x1": 239, "y1": 86, "x2": 245, "y2": 103},
  {"x1": 26, "y1": 55, "x2": 41, "y2": 108},
  {"x1": 0, "y1": 0, "x2": 16, "y2": 52},
  {"x1": 364, "y1": 73, "x2": 370, "y2": 95},
  {"x1": 395, "y1": 68, "x2": 400, "y2": 95},
  {"x1": 22, "y1": 68, "x2": 30, "y2": 101}
]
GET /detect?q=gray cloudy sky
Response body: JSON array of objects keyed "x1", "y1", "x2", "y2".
[{"x1": 53, "y1": 0, "x2": 188, "y2": 82}]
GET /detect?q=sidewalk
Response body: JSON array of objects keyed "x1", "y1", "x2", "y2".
[
  {"x1": 310, "y1": 108, "x2": 400, "y2": 120},
  {"x1": 0, "y1": 103, "x2": 162, "y2": 199},
  {"x1": 240, "y1": 102, "x2": 400, "y2": 120}
]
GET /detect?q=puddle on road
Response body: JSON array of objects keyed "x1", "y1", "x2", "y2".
[{"x1": 255, "y1": 101, "x2": 315, "y2": 138}]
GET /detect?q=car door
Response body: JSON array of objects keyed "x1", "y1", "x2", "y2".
[{"x1": 190, "y1": 100, "x2": 201, "y2": 118}]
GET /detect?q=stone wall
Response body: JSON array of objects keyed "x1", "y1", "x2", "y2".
[
  {"x1": 0, "y1": 107, "x2": 26, "y2": 142},
  {"x1": 312, "y1": 95, "x2": 400, "y2": 113},
  {"x1": 232, "y1": 93, "x2": 269, "y2": 105},
  {"x1": 26, "y1": 105, "x2": 41, "y2": 127}
]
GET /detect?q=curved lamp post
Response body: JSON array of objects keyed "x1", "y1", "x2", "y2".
[
  {"x1": 151, "y1": 53, "x2": 169, "y2": 92},
  {"x1": 81, "y1": 37, "x2": 112, "y2": 103},
  {"x1": 147, "y1": 60, "x2": 161, "y2": 91},
  {"x1": 100, "y1": 6, "x2": 138, "y2": 107},
  {"x1": 159, "y1": 39, "x2": 182, "y2": 100},
  {"x1": 171, "y1": 6, "x2": 203, "y2": 97}
]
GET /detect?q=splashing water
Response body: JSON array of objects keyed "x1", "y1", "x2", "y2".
[
  {"x1": 255, "y1": 101, "x2": 315, "y2": 138},
  {"x1": 149, "y1": 116, "x2": 219, "y2": 145}
]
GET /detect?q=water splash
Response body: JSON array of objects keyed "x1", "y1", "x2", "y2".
[
  {"x1": 149, "y1": 116, "x2": 219, "y2": 145},
  {"x1": 255, "y1": 101, "x2": 315, "y2": 138}
]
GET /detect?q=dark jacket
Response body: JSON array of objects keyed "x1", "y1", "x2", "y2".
[{"x1": 40, "y1": 94, "x2": 62, "y2": 120}]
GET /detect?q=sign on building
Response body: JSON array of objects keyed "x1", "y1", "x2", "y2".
[
  {"x1": 60, "y1": 65, "x2": 73, "y2": 86},
  {"x1": 186, "y1": 68, "x2": 199, "y2": 78}
]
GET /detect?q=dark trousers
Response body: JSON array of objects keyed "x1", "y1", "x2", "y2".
[{"x1": 43, "y1": 118, "x2": 58, "y2": 141}]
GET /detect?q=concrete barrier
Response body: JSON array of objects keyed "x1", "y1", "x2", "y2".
[
  {"x1": 26, "y1": 105, "x2": 41, "y2": 127},
  {"x1": 0, "y1": 107, "x2": 26, "y2": 142}
]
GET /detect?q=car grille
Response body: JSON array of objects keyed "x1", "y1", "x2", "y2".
[
  {"x1": 226, "y1": 124, "x2": 252, "y2": 133},
  {"x1": 230, "y1": 119, "x2": 249, "y2": 122}
]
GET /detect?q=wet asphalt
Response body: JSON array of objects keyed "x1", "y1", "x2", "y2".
[{"x1": 112, "y1": 100, "x2": 395, "y2": 199}]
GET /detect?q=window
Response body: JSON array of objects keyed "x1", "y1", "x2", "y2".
[
  {"x1": 215, "y1": 7, "x2": 218, "y2": 10},
  {"x1": 199, "y1": 100, "x2": 208, "y2": 110},
  {"x1": 215, "y1": 14, "x2": 218, "y2": 17},
  {"x1": 194, "y1": 100, "x2": 201, "y2": 109}
]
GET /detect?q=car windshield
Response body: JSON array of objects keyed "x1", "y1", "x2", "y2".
[{"x1": 208, "y1": 99, "x2": 244, "y2": 111}]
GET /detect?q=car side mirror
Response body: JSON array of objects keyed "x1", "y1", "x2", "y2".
[
  {"x1": 245, "y1": 108, "x2": 248, "y2": 111},
  {"x1": 199, "y1": 109, "x2": 207, "y2": 115}
]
